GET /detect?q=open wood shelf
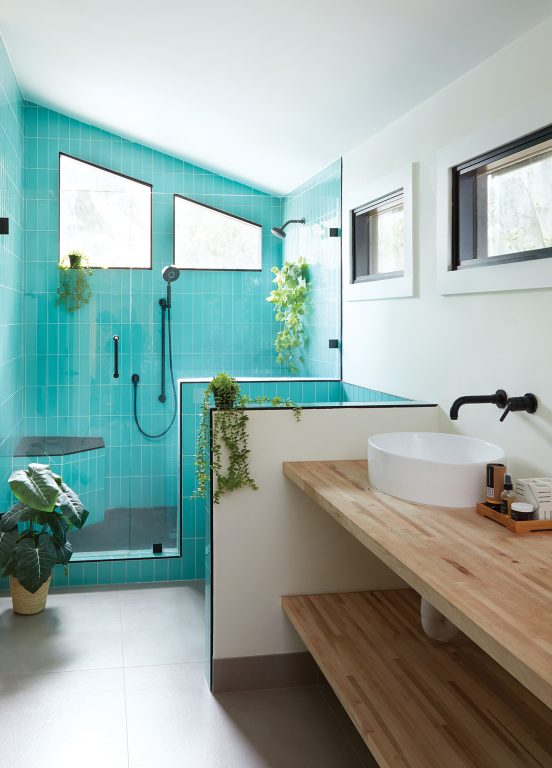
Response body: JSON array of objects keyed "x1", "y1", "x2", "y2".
[
  {"x1": 283, "y1": 589, "x2": 552, "y2": 768},
  {"x1": 283, "y1": 460, "x2": 552, "y2": 709}
]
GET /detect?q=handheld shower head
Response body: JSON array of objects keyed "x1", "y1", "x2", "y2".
[
  {"x1": 162, "y1": 265, "x2": 180, "y2": 283},
  {"x1": 270, "y1": 218, "x2": 305, "y2": 239}
]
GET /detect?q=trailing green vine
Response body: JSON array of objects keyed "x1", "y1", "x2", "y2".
[
  {"x1": 56, "y1": 251, "x2": 93, "y2": 312},
  {"x1": 266, "y1": 257, "x2": 309, "y2": 374},
  {"x1": 194, "y1": 373, "x2": 301, "y2": 504}
]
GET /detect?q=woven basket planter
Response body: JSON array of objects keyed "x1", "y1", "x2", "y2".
[{"x1": 11, "y1": 576, "x2": 51, "y2": 615}]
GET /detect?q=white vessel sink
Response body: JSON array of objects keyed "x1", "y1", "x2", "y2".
[{"x1": 367, "y1": 432, "x2": 504, "y2": 508}]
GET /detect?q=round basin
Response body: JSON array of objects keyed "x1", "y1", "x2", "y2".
[{"x1": 367, "y1": 432, "x2": 505, "y2": 508}]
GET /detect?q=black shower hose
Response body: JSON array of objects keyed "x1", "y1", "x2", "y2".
[{"x1": 132, "y1": 305, "x2": 177, "y2": 439}]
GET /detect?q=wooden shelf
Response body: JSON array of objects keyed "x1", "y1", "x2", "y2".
[
  {"x1": 283, "y1": 589, "x2": 552, "y2": 768},
  {"x1": 283, "y1": 460, "x2": 552, "y2": 709}
]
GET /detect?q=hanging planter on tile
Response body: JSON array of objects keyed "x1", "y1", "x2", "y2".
[
  {"x1": 0, "y1": 463, "x2": 89, "y2": 614},
  {"x1": 266, "y1": 257, "x2": 310, "y2": 374},
  {"x1": 56, "y1": 250, "x2": 93, "y2": 312}
]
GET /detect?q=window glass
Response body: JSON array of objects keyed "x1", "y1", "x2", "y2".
[
  {"x1": 174, "y1": 195, "x2": 262, "y2": 270},
  {"x1": 352, "y1": 190, "x2": 404, "y2": 282},
  {"x1": 483, "y1": 147, "x2": 552, "y2": 258},
  {"x1": 59, "y1": 154, "x2": 152, "y2": 269},
  {"x1": 453, "y1": 129, "x2": 552, "y2": 268}
]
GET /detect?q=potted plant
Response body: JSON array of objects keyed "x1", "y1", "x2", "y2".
[
  {"x1": 266, "y1": 257, "x2": 310, "y2": 374},
  {"x1": 56, "y1": 250, "x2": 93, "y2": 312},
  {"x1": 195, "y1": 373, "x2": 301, "y2": 503},
  {"x1": 0, "y1": 463, "x2": 88, "y2": 614}
]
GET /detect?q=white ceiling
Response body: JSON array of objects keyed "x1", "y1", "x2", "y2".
[{"x1": 2, "y1": 0, "x2": 552, "y2": 195}]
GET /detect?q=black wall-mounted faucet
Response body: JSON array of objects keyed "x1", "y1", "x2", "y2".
[
  {"x1": 499, "y1": 393, "x2": 538, "y2": 422},
  {"x1": 449, "y1": 389, "x2": 507, "y2": 420}
]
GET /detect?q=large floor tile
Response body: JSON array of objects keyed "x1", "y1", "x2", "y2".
[
  {"x1": 125, "y1": 663, "x2": 365, "y2": 768},
  {"x1": 0, "y1": 590, "x2": 123, "y2": 675},
  {"x1": 120, "y1": 584, "x2": 204, "y2": 666},
  {"x1": 0, "y1": 667, "x2": 128, "y2": 768}
]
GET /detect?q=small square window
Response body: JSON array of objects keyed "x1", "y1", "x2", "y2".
[
  {"x1": 59, "y1": 154, "x2": 152, "y2": 269},
  {"x1": 453, "y1": 126, "x2": 552, "y2": 269},
  {"x1": 174, "y1": 195, "x2": 262, "y2": 271},
  {"x1": 352, "y1": 189, "x2": 404, "y2": 283}
]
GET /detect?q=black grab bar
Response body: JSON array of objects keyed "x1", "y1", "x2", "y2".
[{"x1": 113, "y1": 335, "x2": 119, "y2": 379}]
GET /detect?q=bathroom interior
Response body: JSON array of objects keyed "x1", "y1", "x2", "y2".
[{"x1": 1, "y1": 2, "x2": 552, "y2": 767}]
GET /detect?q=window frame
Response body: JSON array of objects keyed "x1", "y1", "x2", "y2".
[
  {"x1": 352, "y1": 188, "x2": 405, "y2": 283},
  {"x1": 343, "y1": 163, "x2": 414, "y2": 302},
  {"x1": 58, "y1": 152, "x2": 153, "y2": 270},
  {"x1": 172, "y1": 194, "x2": 263, "y2": 272},
  {"x1": 451, "y1": 124, "x2": 552, "y2": 271}
]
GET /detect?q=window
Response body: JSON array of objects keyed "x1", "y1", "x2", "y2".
[
  {"x1": 173, "y1": 195, "x2": 262, "y2": 271},
  {"x1": 453, "y1": 126, "x2": 552, "y2": 269},
  {"x1": 59, "y1": 154, "x2": 152, "y2": 269},
  {"x1": 352, "y1": 189, "x2": 404, "y2": 282}
]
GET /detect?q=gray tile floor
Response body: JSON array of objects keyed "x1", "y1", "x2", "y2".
[{"x1": 0, "y1": 583, "x2": 375, "y2": 768}]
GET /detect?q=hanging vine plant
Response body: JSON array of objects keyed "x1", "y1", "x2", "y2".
[
  {"x1": 56, "y1": 251, "x2": 93, "y2": 312},
  {"x1": 195, "y1": 373, "x2": 301, "y2": 504},
  {"x1": 266, "y1": 257, "x2": 310, "y2": 374}
]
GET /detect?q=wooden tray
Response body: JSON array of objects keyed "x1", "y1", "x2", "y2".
[{"x1": 476, "y1": 501, "x2": 552, "y2": 534}]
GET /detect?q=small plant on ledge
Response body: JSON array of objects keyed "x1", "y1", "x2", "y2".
[
  {"x1": 0, "y1": 463, "x2": 89, "y2": 614},
  {"x1": 56, "y1": 251, "x2": 93, "y2": 312},
  {"x1": 195, "y1": 373, "x2": 301, "y2": 504},
  {"x1": 266, "y1": 257, "x2": 310, "y2": 374}
]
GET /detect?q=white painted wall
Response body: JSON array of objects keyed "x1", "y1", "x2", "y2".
[
  {"x1": 212, "y1": 405, "x2": 438, "y2": 659},
  {"x1": 342, "y1": 17, "x2": 552, "y2": 478}
]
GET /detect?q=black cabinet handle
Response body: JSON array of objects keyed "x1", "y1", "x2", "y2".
[{"x1": 113, "y1": 335, "x2": 120, "y2": 379}]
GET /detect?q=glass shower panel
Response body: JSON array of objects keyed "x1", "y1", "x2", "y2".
[
  {"x1": 127, "y1": 267, "x2": 180, "y2": 560},
  {"x1": 66, "y1": 267, "x2": 134, "y2": 560}
]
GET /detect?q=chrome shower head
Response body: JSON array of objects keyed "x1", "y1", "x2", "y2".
[
  {"x1": 270, "y1": 218, "x2": 305, "y2": 239},
  {"x1": 162, "y1": 265, "x2": 180, "y2": 283}
]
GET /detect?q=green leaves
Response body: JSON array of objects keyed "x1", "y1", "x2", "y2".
[
  {"x1": 266, "y1": 258, "x2": 309, "y2": 373},
  {"x1": 0, "y1": 463, "x2": 89, "y2": 589},
  {"x1": 13, "y1": 536, "x2": 57, "y2": 593},
  {"x1": 57, "y1": 483, "x2": 89, "y2": 530},
  {"x1": 9, "y1": 464, "x2": 61, "y2": 512}
]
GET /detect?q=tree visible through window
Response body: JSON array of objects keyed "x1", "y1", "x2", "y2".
[
  {"x1": 59, "y1": 154, "x2": 152, "y2": 269},
  {"x1": 453, "y1": 127, "x2": 552, "y2": 268},
  {"x1": 173, "y1": 195, "x2": 262, "y2": 270}
]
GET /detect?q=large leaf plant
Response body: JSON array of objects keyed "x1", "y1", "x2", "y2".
[{"x1": 0, "y1": 464, "x2": 88, "y2": 593}]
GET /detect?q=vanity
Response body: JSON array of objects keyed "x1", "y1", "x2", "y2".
[{"x1": 282, "y1": 459, "x2": 552, "y2": 767}]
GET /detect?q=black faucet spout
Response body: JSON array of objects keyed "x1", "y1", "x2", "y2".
[{"x1": 449, "y1": 389, "x2": 507, "y2": 420}]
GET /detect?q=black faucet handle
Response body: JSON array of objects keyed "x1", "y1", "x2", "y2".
[{"x1": 500, "y1": 393, "x2": 538, "y2": 422}]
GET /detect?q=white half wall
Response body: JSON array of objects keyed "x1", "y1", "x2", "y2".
[
  {"x1": 212, "y1": 404, "x2": 438, "y2": 659},
  {"x1": 342, "y1": 16, "x2": 552, "y2": 478}
]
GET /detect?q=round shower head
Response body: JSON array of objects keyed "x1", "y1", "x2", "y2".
[
  {"x1": 162, "y1": 265, "x2": 180, "y2": 283},
  {"x1": 270, "y1": 218, "x2": 306, "y2": 239}
]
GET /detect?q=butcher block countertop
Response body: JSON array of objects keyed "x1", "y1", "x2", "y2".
[{"x1": 283, "y1": 460, "x2": 552, "y2": 710}]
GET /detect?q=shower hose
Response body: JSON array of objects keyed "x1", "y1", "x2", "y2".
[{"x1": 132, "y1": 305, "x2": 177, "y2": 439}]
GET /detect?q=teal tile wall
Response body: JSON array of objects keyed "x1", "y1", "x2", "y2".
[
  {"x1": 283, "y1": 160, "x2": 341, "y2": 378},
  {"x1": 0, "y1": 37, "x2": 24, "y2": 513},
  {"x1": 21, "y1": 102, "x2": 285, "y2": 587}
]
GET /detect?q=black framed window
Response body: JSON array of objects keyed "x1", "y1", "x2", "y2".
[
  {"x1": 59, "y1": 153, "x2": 152, "y2": 269},
  {"x1": 352, "y1": 189, "x2": 404, "y2": 283},
  {"x1": 173, "y1": 194, "x2": 262, "y2": 271},
  {"x1": 452, "y1": 125, "x2": 552, "y2": 269}
]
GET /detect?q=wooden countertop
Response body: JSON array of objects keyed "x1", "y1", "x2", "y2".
[{"x1": 283, "y1": 460, "x2": 552, "y2": 710}]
